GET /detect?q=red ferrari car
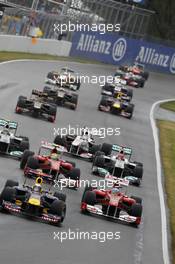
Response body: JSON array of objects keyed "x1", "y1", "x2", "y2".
[
  {"x1": 81, "y1": 180, "x2": 142, "y2": 227},
  {"x1": 20, "y1": 142, "x2": 80, "y2": 189}
]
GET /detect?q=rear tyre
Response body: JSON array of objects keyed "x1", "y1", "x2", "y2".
[
  {"x1": 0, "y1": 187, "x2": 16, "y2": 203},
  {"x1": 19, "y1": 140, "x2": 30, "y2": 152},
  {"x1": 20, "y1": 150, "x2": 34, "y2": 169},
  {"x1": 101, "y1": 143, "x2": 112, "y2": 156},
  {"x1": 82, "y1": 191, "x2": 96, "y2": 205},
  {"x1": 5, "y1": 180, "x2": 19, "y2": 188},
  {"x1": 26, "y1": 156, "x2": 39, "y2": 170},
  {"x1": 54, "y1": 135, "x2": 67, "y2": 147},
  {"x1": 53, "y1": 192, "x2": 66, "y2": 202},
  {"x1": 133, "y1": 166, "x2": 143, "y2": 179},
  {"x1": 130, "y1": 203, "x2": 142, "y2": 217},
  {"x1": 93, "y1": 156, "x2": 105, "y2": 168},
  {"x1": 67, "y1": 168, "x2": 80, "y2": 181},
  {"x1": 50, "y1": 200, "x2": 66, "y2": 222}
]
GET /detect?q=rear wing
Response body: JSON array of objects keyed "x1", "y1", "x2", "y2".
[
  {"x1": 0, "y1": 118, "x2": 18, "y2": 130},
  {"x1": 112, "y1": 144, "x2": 132, "y2": 157}
]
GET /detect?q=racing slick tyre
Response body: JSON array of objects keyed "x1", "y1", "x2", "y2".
[
  {"x1": 26, "y1": 156, "x2": 39, "y2": 170},
  {"x1": 43, "y1": 86, "x2": 51, "y2": 94},
  {"x1": 20, "y1": 150, "x2": 34, "y2": 169},
  {"x1": 93, "y1": 156, "x2": 105, "y2": 168},
  {"x1": 130, "y1": 196, "x2": 142, "y2": 204},
  {"x1": 18, "y1": 96, "x2": 27, "y2": 101},
  {"x1": 81, "y1": 184, "x2": 93, "y2": 203},
  {"x1": 76, "y1": 81, "x2": 81, "y2": 90},
  {"x1": 90, "y1": 144, "x2": 101, "y2": 155},
  {"x1": 82, "y1": 191, "x2": 96, "y2": 205},
  {"x1": 19, "y1": 140, "x2": 30, "y2": 152},
  {"x1": 127, "y1": 88, "x2": 133, "y2": 99},
  {"x1": 16, "y1": 97, "x2": 26, "y2": 108},
  {"x1": 133, "y1": 165, "x2": 143, "y2": 179},
  {"x1": 50, "y1": 200, "x2": 66, "y2": 223},
  {"x1": 98, "y1": 97, "x2": 108, "y2": 108},
  {"x1": 140, "y1": 80, "x2": 145, "y2": 88},
  {"x1": 130, "y1": 203, "x2": 142, "y2": 218},
  {"x1": 67, "y1": 168, "x2": 80, "y2": 181},
  {"x1": 101, "y1": 143, "x2": 112, "y2": 156},
  {"x1": 141, "y1": 71, "x2": 149, "y2": 80},
  {"x1": 92, "y1": 151, "x2": 105, "y2": 163},
  {"x1": 5, "y1": 180, "x2": 19, "y2": 188},
  {"x1": 48, "y1": 104, "x2": 57, "y2": 122},
  {"x1": 70, "y1": 93, "x2": 78, "y2": 110},
  {"x1": 101, "y1": 84, "x2": 113, "y2": 94},
  {"x1": 53, "y1": 192, "x2": 66, "y2": 202},
  {"x1": 0, "y1": 187, "x2": 16, "y2": 203},
  {"x1": 54, "y1": 135, "x2": 67, "y2": 147},
  {"x1": 126, "y1": 104, "x2": 134, "y2": 119}
]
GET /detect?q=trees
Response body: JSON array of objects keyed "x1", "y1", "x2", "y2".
[{"x1": 148, "y1": 0, "x2": 175, "y2": 41}]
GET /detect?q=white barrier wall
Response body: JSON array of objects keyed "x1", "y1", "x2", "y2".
[{"x1": 0, "y1": 35, "x2": 72, "y2": 56}]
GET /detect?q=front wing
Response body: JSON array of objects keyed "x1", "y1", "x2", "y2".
[
  {"x1": 1, "y1": 201, "x2": 61, "y2": 224},
  {"x1": 81, "y1": 203, "x2": 140, "y2": 225}
]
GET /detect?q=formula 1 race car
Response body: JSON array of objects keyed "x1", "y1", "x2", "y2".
[
  {"x1": 42, "y1": 86, "x2": 78, "y2": 110},
  {"x1": 0, "y1": 118, "x2": 29, "y2": 159},
  {"x1": 92, "y1": 144, "x2": 143, "y2": 186},
  {"x1": 119, "y1": 63, "x2": 149, "y2": 80},
  {"x1": 81, "y1": 179, "x2": 142, "y2": 227},
  {"x1": 53, "y1": 127, "x2": 112, "y2": 161},
  {"x1": 0, "y1": 177, "x2": 66, "y2": 225},
  {"x1": 45, "y1": 67, "x2": 81, "y2": 90},
  {"x1": 98, "y1": 95, "x2": 134, "y2": 119},
  {"x1": 115, "y1": 70, "x2": 146, "y2": 88},
  {"x1": 20, "y1": 142, "x2": 80, "y2": 189},
  {"x1": 101, "y1": 81, "x2": 133, "y2": 102},
  {"x1": 15, "y1": 90, "x2": 57, "y2": 122}
]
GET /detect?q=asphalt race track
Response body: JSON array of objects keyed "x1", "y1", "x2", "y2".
[{"x1": 0, "y1": 60, "x2": 174, "y2": 264}]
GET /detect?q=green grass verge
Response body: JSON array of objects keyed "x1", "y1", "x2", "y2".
[
  {"x1": 157, "y1": 120, "x2": 175, "y2": 264},
  {"x1": 0, "y1": 51, "x2": 104, "y2": 65},
  {"x1": 160, "y1": 101, "x2": 175, "y2": 113}
]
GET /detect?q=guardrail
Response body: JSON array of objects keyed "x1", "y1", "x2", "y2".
[{"x1": 0, "y1": 35, "x2": 71, "y2": 56}]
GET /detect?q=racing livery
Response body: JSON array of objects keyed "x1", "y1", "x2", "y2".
[
  {"x1": 15, "y1": 90, "x2": 57, "y2": 122},
  {"x1": 53, "y1": 127, "x2": 113, "y2": 161},
  {"x1": 0, "y1": 118, "x2": 29, "y2": 158},
  {"x1": 81, "y1": 179, "x2": 142, "y2": 227},
  {"x1": 0, "y1": 177, "x2": 66, "y2": 225},
  {"x1": 42, "y1": 86, "x2": 78, "y2": 110},
  {"x1": 92, "y1": 144, "x2": 143, "y2": 186},
  {"x1": 45, "y1": 67, "x2": 81, "y2": 90},
  {"x1": 20, "y1": 142, "x2": 80, "y2": 189},
  {"x1": 98, "y1": 95, "x2": 134, "y2": 119}
]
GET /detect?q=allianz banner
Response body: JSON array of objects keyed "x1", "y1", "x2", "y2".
[{"x1": 70, "y1": 31, "x2": 175, "y2": 74}]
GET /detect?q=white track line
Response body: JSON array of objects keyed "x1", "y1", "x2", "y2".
[{"x1": 150, "y1": 99, "x2": 175, "y2": 264}]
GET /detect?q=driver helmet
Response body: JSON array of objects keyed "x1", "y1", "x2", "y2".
[
  {"x1": 111, "y1": 182, "x2": 121, "y2": 194},
  {"x1": 33, "y1": 184, "x2": 42, "y2": 193},
  {"x1": 50, "y1": 152, "x2": 59, "y2": 160}
]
